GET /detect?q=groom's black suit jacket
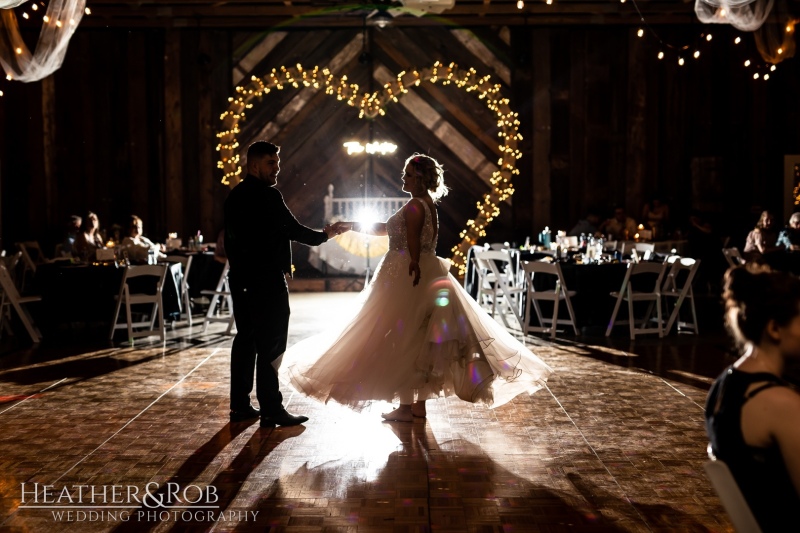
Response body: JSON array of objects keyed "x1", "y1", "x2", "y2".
[{"x1": 224, "y1": 174, "x2": 328, "y2": 285}]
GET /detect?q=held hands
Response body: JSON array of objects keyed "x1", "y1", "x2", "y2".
[
  {"x1": 408, "y1": 260, "x2": 421, "y2": 286},
  {"x1": 323, "y1": 222, "x2": 352, "y2": 238}
]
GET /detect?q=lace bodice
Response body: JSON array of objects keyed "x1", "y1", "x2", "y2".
[{"x1": 387, "y1": 199, "x2": 437, "y2": 255}]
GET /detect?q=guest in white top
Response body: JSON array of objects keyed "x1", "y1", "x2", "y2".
[{"x1": 121, "y1": 215, "x2": 165, "y2": 263}]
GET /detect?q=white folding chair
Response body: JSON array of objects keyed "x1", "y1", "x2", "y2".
[
  {"x1": 703, "y1": 459, "x2": 763, "y2": 533},
  {"x1": 0, "y1": 263, "x2": 42, "y2": 344},
  {"x1": 519, "y1": 260, "x2": 579, "y2": 339},
  {"x1": 166, "y1": 255, "x2": 194, "y2": 326},
  {"x1": 661, "y1": 256, "x2": 701, "y2": 335},
  {"x1": 16, "y1": 241, "x2": 47, "y2": 292},
  {"x1": 110, "y1": 264, "x2": 168, "y2": 344},
  {"x1": 722, "y1": 247, "x2": 745, "y2": 268},
  {"x1": 2, "y1": 251, "x2": 22, "y2": 290},
  {"x1": 473, "y1": 250, "x2": 524, "y2": 329},
  {"x1": 606, "y1": 261, "x2": 668, "y2": 339},
  {"x1": 201, "y1": 260, "x2": 235, "y2": 334},
  {"x1": 602, "y1": 240, "x2": 619, "y2": 253}
]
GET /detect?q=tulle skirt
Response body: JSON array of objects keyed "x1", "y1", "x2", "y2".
[{"x1": 281, "y1": 250, "x2": 553, "y2": 410}]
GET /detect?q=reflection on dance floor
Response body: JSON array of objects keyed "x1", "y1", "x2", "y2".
[{"x1": 0, "y1": 292, "x2": 733, "y2": 532}]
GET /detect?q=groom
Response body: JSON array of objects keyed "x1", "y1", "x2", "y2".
[{"x1": 225, "y1": 140, "x2": 344, "y2": 427}]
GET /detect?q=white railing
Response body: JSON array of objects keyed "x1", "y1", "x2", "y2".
[{"x1": 323, "y1": 184, "x2": 407, "y2": 223}]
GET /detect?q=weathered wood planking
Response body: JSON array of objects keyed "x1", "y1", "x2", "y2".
[{"x1": 373, "y1": 30, "x2": 503, "y2": 159}]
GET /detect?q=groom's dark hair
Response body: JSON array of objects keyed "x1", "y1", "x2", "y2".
[{"x1": 247, "y1": 141, "x2": 280, "y2": 162}]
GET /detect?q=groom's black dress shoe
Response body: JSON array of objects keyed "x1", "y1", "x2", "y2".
[
  {"x1": 260, "y1": 410, "x2": 309, "y2": 428},
  {"x1": 230, "y1": 406, "x2": 260, "y2": 422}
]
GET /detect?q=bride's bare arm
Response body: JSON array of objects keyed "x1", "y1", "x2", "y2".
[
  {"x1": 404, "y1": 200, "x2": 425, "y2": 286},
  {"x1": 342, "y1": 221, "x2": 388, "y2": 236}
]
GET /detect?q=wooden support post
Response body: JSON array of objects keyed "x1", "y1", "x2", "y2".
[
  {"x1": 164, "y1": 29, "x2": 183, "y2": 236},
  {"x1": 626, "y1": 28, "x2": 646, "y2": 217},
  {"x1": 532, "y1": 29, "x2": 552, "y2": 234}
]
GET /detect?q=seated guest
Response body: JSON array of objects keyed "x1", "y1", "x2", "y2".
[
  {"x1": 568, "y1": 209, "x2": 600, "y2": 237},
  {"x1": 74, "y1": 211, "x2": 105, "y2": 261},
  {"x1": 60, "y1": 215, "x2": 82, "y2": 257},
  {"x1": 121, "y1": 215, "x2": 166, "y2": 263},
  {"x1": 599, "y1": 207, "x2": 637, "y2": 241},
  {"x1": 744, "y1": 210, "x2": 782, "y2": 259},
  {"x1": 705, "y1": 265, "x2": 800, "y2": 532},
  {"x1": 777, "y1": 212, "x2": 800, "y2": 251}
]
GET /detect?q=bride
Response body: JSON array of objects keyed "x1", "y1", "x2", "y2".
[{"x1": 282, "y1": 153, "x2": 552, "y2": 422}]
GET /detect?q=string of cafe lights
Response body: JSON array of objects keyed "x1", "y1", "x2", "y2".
[
  {"x1": 514, "y1": 0, "x2": 791, "y2": 81},
  {"x1": 217, "y1": 62, "x2": 522, "y2": 275},
  {"x1": 627, "y1": 0, "x2": 790, "y2": 81},
  {"x1": 0, "y1": 1, "x2": 92, "y2": 97}
]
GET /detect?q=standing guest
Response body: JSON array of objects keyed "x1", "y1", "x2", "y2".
[
  {"x1": 121, "y1": 215, "x2": 165, "y2": 263},
  {"x1": 641, "y1": 196, "x2": 670, "y2": 240},
  {"x1": 282, "y1": 153, "x2": 552, "y2": 423},
  {"x1": 744, "y1": 210, "x2": 782, "y2": 259},
  {"x1": 224, "y1": 141, "x2": 343, "y2": 427},
  {"x1": 74, "y1": 211, "x2": 104, "y2": 261},
  {"x1": 705, "y1": 265, "x2": 800, "y2": 532},
  {"x1": 777, "y1": 212, "x2": 800, "y2": 251},
  {"x1": 213, "y1": 229, "x2": 227, "y2": 264},
  {"x1": 599, "y1": 207, "x2": 637, "y2": 241}
]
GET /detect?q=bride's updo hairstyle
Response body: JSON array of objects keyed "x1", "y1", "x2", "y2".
[
  {"x1": 405, "y1": 153, "x2": 449, "y2": 202},
  {"x1": 723, "y1": 264, "x2": 800, "y2": 347}
]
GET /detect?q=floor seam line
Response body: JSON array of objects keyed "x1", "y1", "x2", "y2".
[
  {"x1": 545, "y1": 382, "x2": 654, "y2": 531},
  {"x1": 52, "y1": 346, "x2": 225, "y2": 484},
  {"x1": 0, "y1": 378, "x2": 67, "y2": 416}
]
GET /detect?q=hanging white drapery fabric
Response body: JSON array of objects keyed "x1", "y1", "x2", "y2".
[
  {"x1": 0, "y1": 0, "x2": 85, "y2": 82},
  {"x1": 695, "y1": 0, "x2": 774, "y2": 32},
  {"x1": 0, "y1": 1, "x2": 30, "y2": 8}
]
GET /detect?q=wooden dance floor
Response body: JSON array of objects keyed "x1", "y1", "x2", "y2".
[{"x1": 0, "y1": 292, "x2": 733, "y2": 532}]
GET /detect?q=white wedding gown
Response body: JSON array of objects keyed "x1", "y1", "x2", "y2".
[{"x1": 281, "y1": 200, "x2": 553, "y2": 410}]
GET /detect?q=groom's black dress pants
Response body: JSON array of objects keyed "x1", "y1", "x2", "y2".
[{"x1": 229, "y1": 271, "x2": 290, "y2": 416}]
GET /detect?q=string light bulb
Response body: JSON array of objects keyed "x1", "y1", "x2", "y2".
[
  {"x1": 678, "y1": 57, "x2": 685, "y2": 66},
  {"x1": 754, "y1": 73, "x2": 759, "y2": 79},
  {"x1": 85, "y1": 7, "x2": 91, "y2": 15},
  {"x1": 778, "y1": 47, "x2": 783, "y2": 55},
  {"x1": 744, "y1": 59, "x2": 751, "y2": 67},
  {"x1": 516, "y1": 0, "x2": 523, "y2": 8},
  {"x1": 216, "y1": 62, "x2": 521, "y2": 274},
  {"x1": 31, "y1": 3, "x2": 37, "y2": 10},
  {"x1": 735, "y1": 36, "x2": 741, "y2": 44},
  {"x1": 694, "y1": 50, "x2": 700, "y2": 59},
  {"x1": 764, "y1": 74, "x2": 770, "y2": 80},
  {"x1": 657, "y1": 51, "x2": 664, "y2": 60},
  {"x1": 22, "y1": 12, "x2": 28, "y2": 19},
  {"x1": 771, "y1": 65, "x2": 777, "y2": 71},
  {"x1": 637, "y1": 28, "x2": 644, "y2": 38},
  {"x1": 706, "y1": 34, "x2": 713, "y2": 41}
]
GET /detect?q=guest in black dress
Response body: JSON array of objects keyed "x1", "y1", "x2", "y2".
[{"x1": 705, "y1": 265, "x2": 800, "y2": 532}]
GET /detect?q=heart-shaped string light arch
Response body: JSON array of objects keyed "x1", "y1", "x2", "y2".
[{"x1": 217, "y1": 61, "x2": 522, "y2": 275}]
